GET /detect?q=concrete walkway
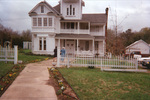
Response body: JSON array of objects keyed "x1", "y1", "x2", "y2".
[{"x1": 0, "y1": 59, "x2": 57, "y2": 100}]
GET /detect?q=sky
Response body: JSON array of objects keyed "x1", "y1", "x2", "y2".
[{"x1": 0, "y1": 0, "x2": 150, "y2": 33}]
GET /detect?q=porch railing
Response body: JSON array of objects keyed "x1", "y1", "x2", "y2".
[{"x1": 60, "y1": 29, "x2": 89, "y2": 34}]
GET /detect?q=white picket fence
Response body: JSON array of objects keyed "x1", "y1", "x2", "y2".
[
  {"x1": 0, "y1": 45, "x2": 18, "y2": 64},
  {"x1": 57, "y1": 54, "x2": 147, "y2": 72}
]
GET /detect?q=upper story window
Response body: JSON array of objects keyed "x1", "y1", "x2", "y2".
[
  {"x1": 38, "y1": 18, "x2": 42, "y2": 26},
  {"x1": 67, "y1": 5, "x2": 75, "y2": 16},
  {"x1": 33, "y1": 18, "x2": 37, "y2": 26},
  {"x1": 49, "y1": 18, "x2": 52, "y2": 26},
  {"x1": 32, "y1": 17, "x2": 53, "y2": 27},
  {"x1": 41, "y1": 5, "x2": 44, "y2": 13},
  {"x1": 73, "y1": 8, "x2": 75, "y2": 15},
  {"x1": 43, "y1": 18, "x2": 47, "y2": 26},
  {"x1": 70, "y1": 5, "x2": 72, "y2": 15},
  {"x1": 90, "y1": 26, "x2": 100, "y2": 32},
  {"x1": 67, "y1": 8, "x2": 69, "y2": 15}
]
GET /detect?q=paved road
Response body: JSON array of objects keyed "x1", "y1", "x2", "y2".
[{"x1": 0, "y1": 59, "x2": 57, "y2": 100}]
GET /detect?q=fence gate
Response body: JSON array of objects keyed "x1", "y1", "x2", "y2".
[{"x1": 0, "y1": 45, "x2": 18, "y2": 64}]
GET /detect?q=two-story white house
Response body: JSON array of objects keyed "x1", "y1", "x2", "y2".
[{"x1": 29, "y1": 0, "x2": 108, "y2": 57}]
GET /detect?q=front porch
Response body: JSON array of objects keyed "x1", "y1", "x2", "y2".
[{"x1": 55, "y1": 34, "x2": 105, "y2": 57}]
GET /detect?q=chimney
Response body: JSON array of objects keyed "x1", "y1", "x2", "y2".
[{"x1": 105, "y1": 7, "x2": 109, "y2": 52}]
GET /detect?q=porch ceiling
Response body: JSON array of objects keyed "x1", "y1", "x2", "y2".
[{"x1": 55, "y1": 34, "x2": 94, "y2": 39}]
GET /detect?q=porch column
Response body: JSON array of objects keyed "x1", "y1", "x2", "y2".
[
  {"x1": 57, "y1": 39, "x2": 60, "y2": 67},
  {"x1": 103, "y1": 40, "x2": 105, "y2": 56},
  {"x1": 93, "y1": 39, "x2": 95, "y2": 55},
  {"x1": 88, "y1": 22, "x2": 90, "y2": 34},
  {"x1": 77, "y1": 39, "x2": 79, "y2": 55},
  {"x1": 78, "y1": 22, "x2": 80, "y2": 34}
]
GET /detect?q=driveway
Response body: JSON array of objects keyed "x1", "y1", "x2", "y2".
[{"x1": 0, "y1": 59, "x2": 57, "y2": 100}]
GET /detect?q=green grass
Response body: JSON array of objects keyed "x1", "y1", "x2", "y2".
[
  {"x1": 18, "y1": 49, "x2": 50, "y2": 63},
  {"x1": 0, "y1": 62, "x2": 14, "y2": 79},
  {"x1": 0, "y1": 49, "x2": 51, "y2": 79},
  {"x1": 59, "y1": 67, "x2": 150, "y2": 100}
]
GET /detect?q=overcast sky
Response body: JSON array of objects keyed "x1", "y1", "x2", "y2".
[{"x1": 0, "y1": 0, "x2": 150, "y2": 33}]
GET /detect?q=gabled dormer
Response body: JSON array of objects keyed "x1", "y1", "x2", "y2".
[
  {"x1": 29, "y1": 1, "x2": 60, "y2": 16},
  {"x1": 29, "y1": 1, "x2": 61, "y2": 33},
  {"x1": 60, "y1": 0, "x2": 85, "y2": 20}
]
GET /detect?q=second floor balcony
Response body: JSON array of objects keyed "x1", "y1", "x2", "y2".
[{"x1": 60, "y1": 22, "x2": 90, "y2": 34}]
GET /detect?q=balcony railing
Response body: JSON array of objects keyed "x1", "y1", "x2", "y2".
[
  {"x1": 60, "y1": 29, "x2": 89, "y2": 34},
  {"x1": 90, "y1": 32, "x2": 105, "y2": 36}
]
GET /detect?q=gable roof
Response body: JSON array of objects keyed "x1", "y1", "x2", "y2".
[
  {"x1": 60, "y1": 14, "x2": 107, "y2": 24},
  {"x1": 126, "y1": 39, "x2": 150, "y2": 49},
  {"x1": 53, "y1": 4, "x2": 60, "y2": 13},
  {"x1": 29, "y1": 1, "x2": 61, "y2": 16}
]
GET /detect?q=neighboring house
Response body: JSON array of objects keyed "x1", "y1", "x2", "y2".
[
  {"x1": 126, "y1": 40, "x2": 150, "y2": 54},
  {"x1": 29, "y1": 0, "x2": 108, "y2": 56}
]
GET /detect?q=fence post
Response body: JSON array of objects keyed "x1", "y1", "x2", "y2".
[
  {"x1": 14, "y1": 45, "x2": 18, "y2": 64},
  {"x1": 67, "y1": 55, "x2": 70, "y2": 68},
  {"x1": 57, "y1": 39, "x2": 60, "y2": 67},
  {"x1": 101, "y1": 58, "x2": 103, "y2": 71},
  {"x1": 136, "y1": 59, "x2": 138, "y2": 70},
  {"x1": 5, "y1": 47, "x2": 8, "y2": 63}
]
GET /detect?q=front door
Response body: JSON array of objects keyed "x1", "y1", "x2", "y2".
[{"x1": 66, "y1": 40, "x2": 75, "y2": 54}]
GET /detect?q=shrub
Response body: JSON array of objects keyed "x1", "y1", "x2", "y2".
[{"x1": 88, "y1": 61, "x2": 95, "y2": 69}]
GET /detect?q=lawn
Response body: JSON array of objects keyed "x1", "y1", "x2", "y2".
[
  {"x1": 59, "y1": 67, "x2": 150, "y2": 100},
  {"x1": 18, "y1": 49, "x2": 50, "y2": 63},
  {"x1": 0, "y1": 49, "x2": 51, "y2": 79}
]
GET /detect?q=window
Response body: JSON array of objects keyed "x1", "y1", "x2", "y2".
[
  {"x1": 49, "y1": 18, "x2": 52, "y2": 26},
  {"x1": 43, "y1": 18, "x2": 47, "y2": 26},
  {"x1": 80, "y1": 23, "x2": 89, "y2": 29},
  {"x1": 33, "y1": 18, "x2": 37, "y2": 26},
  {"x1": 71, "y1": 23, "x2": 74, "y2": 29},
  {"x1": 39, "y1": 37, "x2": 42, "y2": 50},
  {"x1": 67, "y1": 8, "x2": 69, "y2": 15},
  {"x1": 38, "y1": 18, "x2": 42, "y2": 26},
  {"x1": 67, "y1": 22, "x2": 70, "y2": 29},
  {"x1": 44, "y1": 38, "x2": 46, "y2": 50},
  {"x1": 39, "y1": 37, "x2": 46, "y2": 51},
  {"x1": 63, "y1": 40, "x2": 65, "y2": 47},
  {"x1": 70, "y1": 5, "x2": 72, "y2": 15},
  {"x1": 85, "y1": 41, "x2": 89, "y2": 51},
  {"x1": 33, "y1": 17, "x2": 53, "y2": 27},
  {"x1": 95, "y1": 41, "x2": 99, "y2": 50},
  {"x1": 90, "y1": 26, "x2": 100, "y2": 32},
  {"x1": 73, "y1": 8, "x2": 75, "y2": 15},
  {"x1": 41, "y1": 5, "x2": 44, "y2": 13}
]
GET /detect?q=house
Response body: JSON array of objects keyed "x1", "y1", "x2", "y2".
[
  {"x1": 29, "y1": 0, "x2": 108, "y2": 57},
  {"x1": 126, "y1": 40, "x2": 150, "y2": 54}
]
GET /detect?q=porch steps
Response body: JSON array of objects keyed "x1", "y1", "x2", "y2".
[{"x1": 102, "y1": 69, "x2": 147, "y2": 72}]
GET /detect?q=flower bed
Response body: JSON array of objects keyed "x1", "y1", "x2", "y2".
[
  {"x1": 0, "y1": 64, "x2": 25, "y2": 96},
  {"x1": 48, "y1": 67, "x2": 79, "y2": 100}
]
